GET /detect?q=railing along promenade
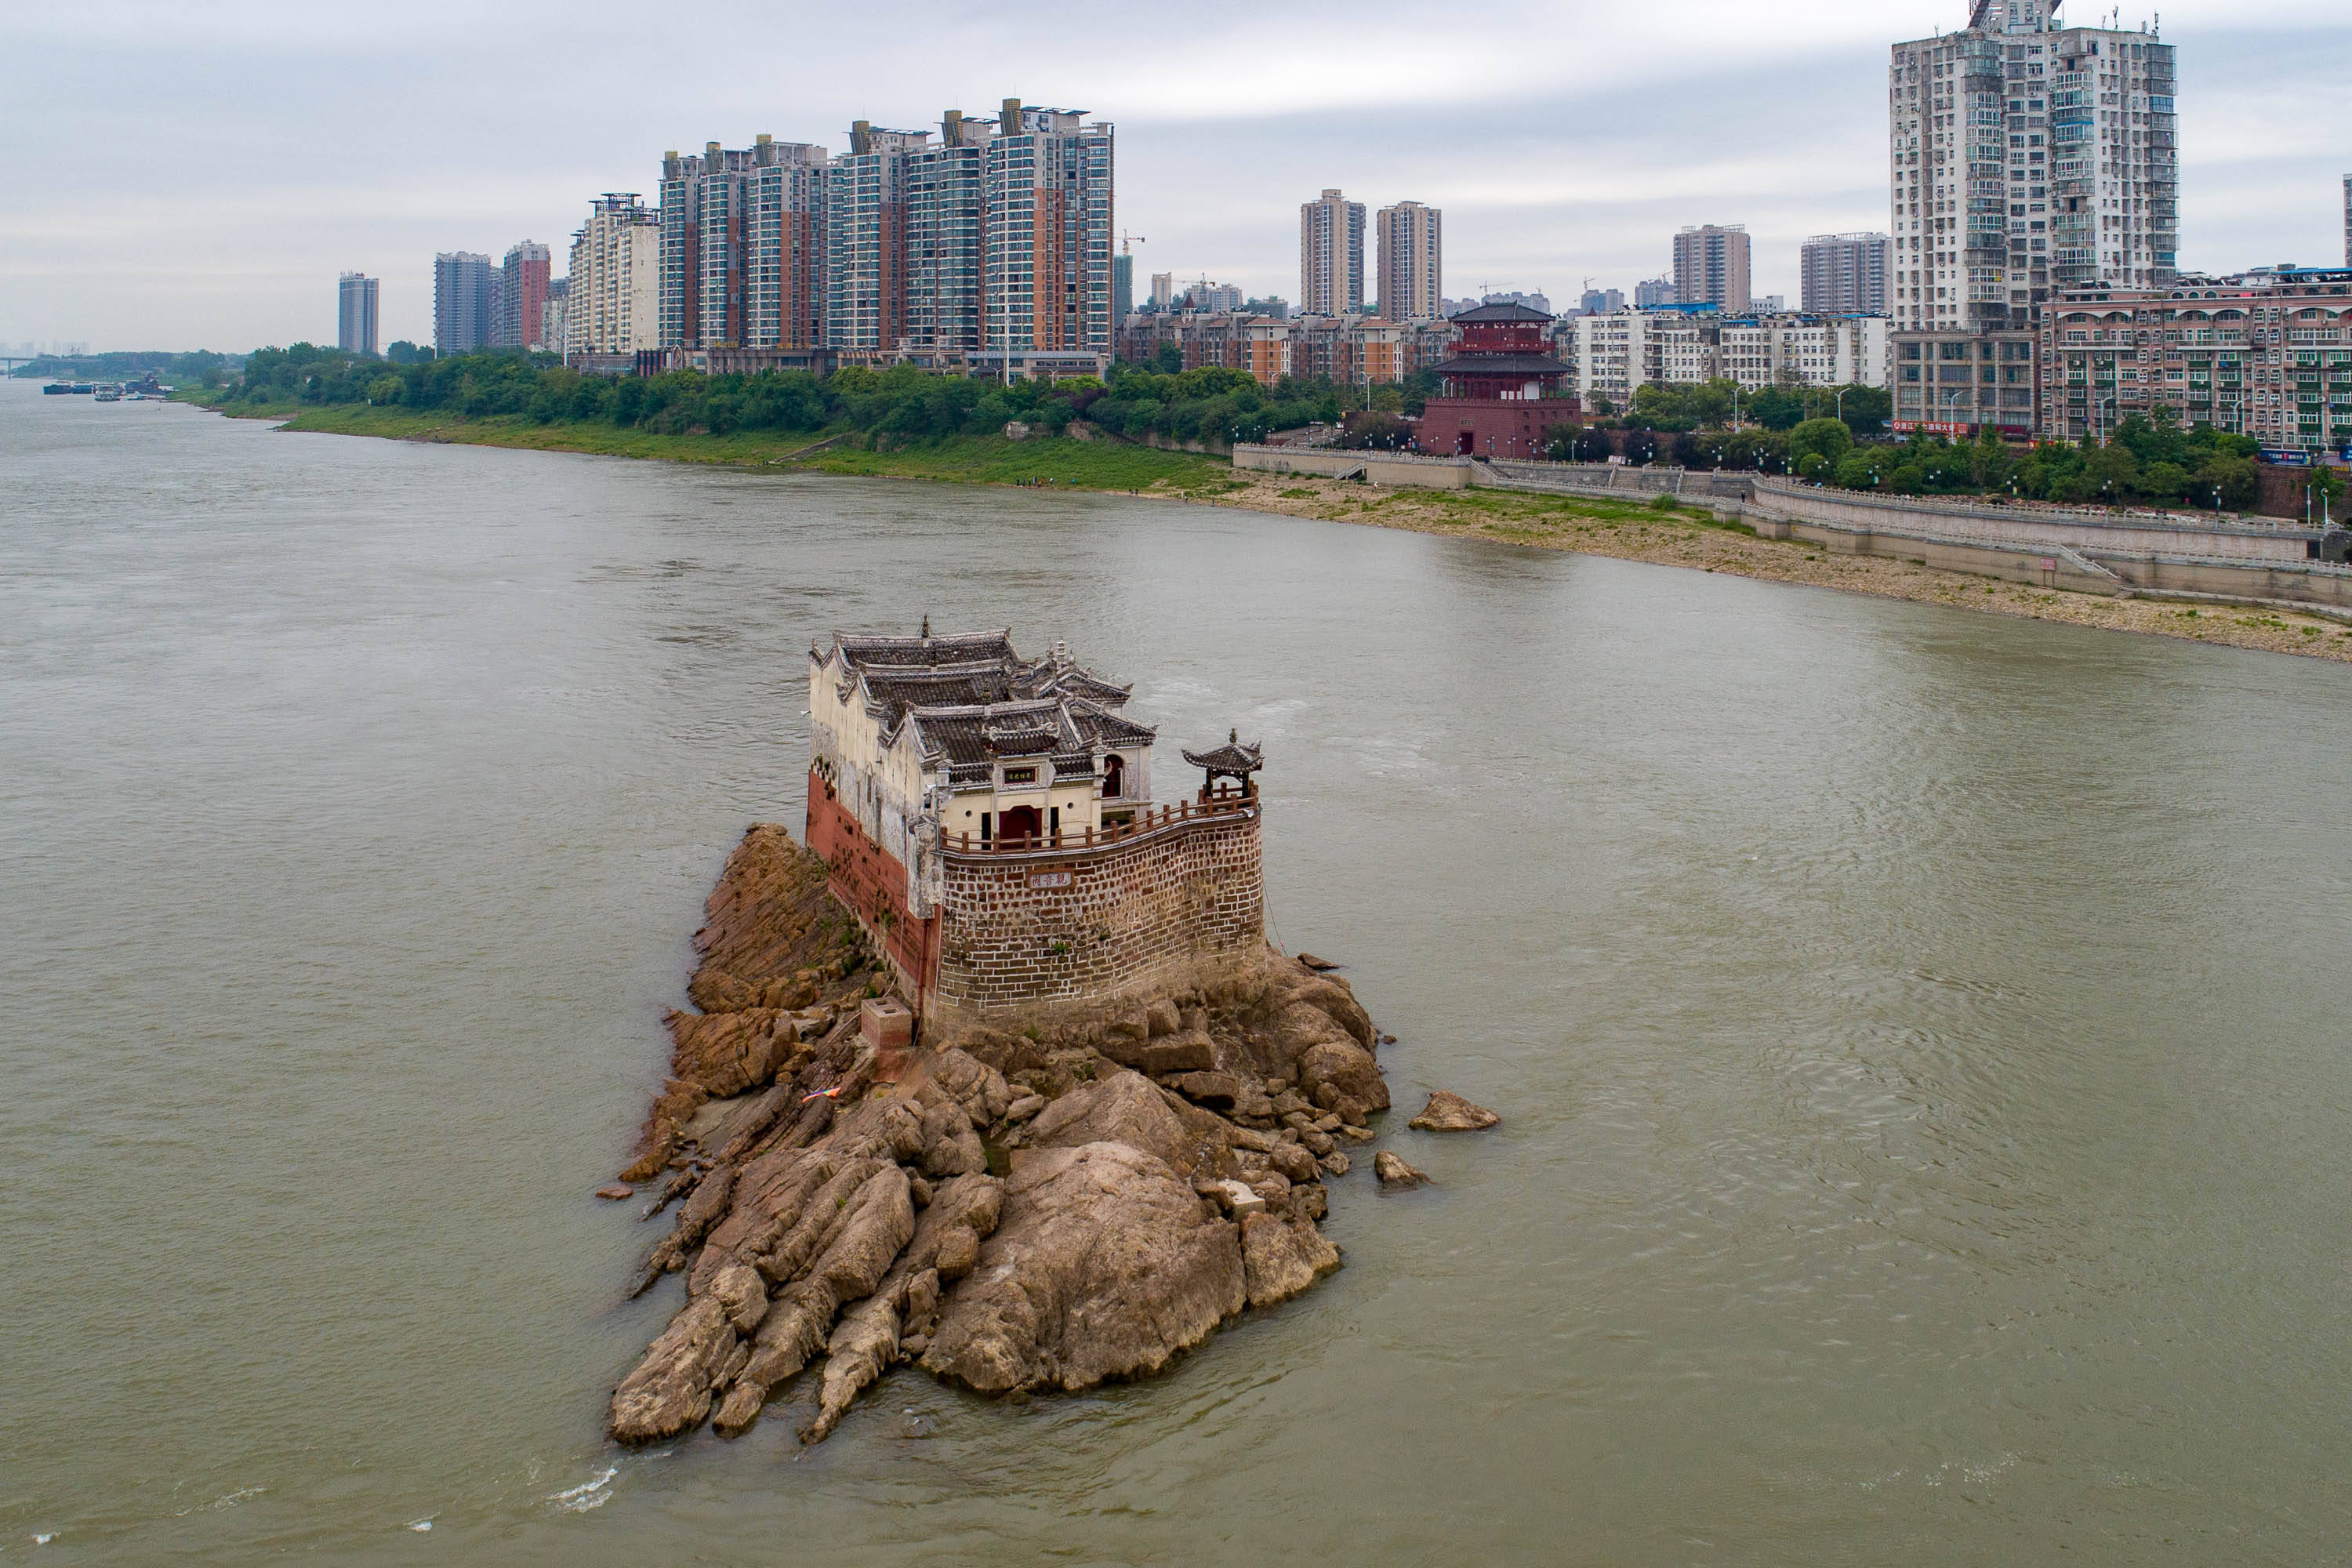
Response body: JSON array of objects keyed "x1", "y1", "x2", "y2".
[{"x1": 945, "y1": 787, "x2": 1256, "y2": 858}]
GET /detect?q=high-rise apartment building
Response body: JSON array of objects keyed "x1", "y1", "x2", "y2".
[
  {"x1": 1635, "y1": 277, "x2": 1676, "y2": 308},
  {"x1": 497, "y1": 241, "x2": 551, "y2": 349},
  {"x1": 1375, "y1": 201, "x2": 1442, "y2": 321},
  {"x1": 1671, "y1": 225, "x2": 1751, "y2": 314},
  {"x1": 914, "y1": 111, "x2": 1000, "y2": 353},
  {"x1": 1300, "y1": 189, "x2": 1366, "y2": 316},
  {"x1": 660, "y1": 143, "x2": 746, "y2": 349},
  {"x1": 1580, "y1": 288, "x2": 1624, "y2": 316},
  {"x1": 1889, "y1": 0, "x2": 2177, "y2": 333},
  {"x1": 687, "y1": 143, "x2": 759, "y2": 348},
  {"x1": 746, "y1": 136, "x2": 829, "y2": 351},
  {"x1": 542, "y1": 278, "x2": 568, "y2": 360},
  {"x1": 337, "y1": 272, "x2": 379, "y2": 358},
  {"x1": 1112, "y1": 252, "x2": 1133, "y2": 323},
  {"x1": 1149, "y1": 272, "x2": 1174, "y2": 310},
  {"x1": 981, "y1": 101, "x2": 1114, "y2": 356},
  {"x1": 2343, "y1": 174, "x2": 2350, "y2": 267},
  {"x1": 1801, "y1": 233, "x2": 1893, "y2": 314},
  {"x1": 651, "y1": 100, "x2": 1111, "y2": 368},
  {"x1": 433, "y1": 252, "x2": 495, "y2": 354},
  {"x1": 826, "y1": 122, "x2": 922, "y2": 352},
  {"x1": 566, "y1": 194, "x2": 662, "y2": 357}
]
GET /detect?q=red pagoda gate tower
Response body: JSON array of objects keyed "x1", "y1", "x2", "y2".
[{"x1": 1416, "y1": 301, "x2": 1581, "y2": 459}]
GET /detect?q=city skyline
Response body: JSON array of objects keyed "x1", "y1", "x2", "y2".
[{"x1": 2, "y1": 0, "x2": 2345, "y2": 350}]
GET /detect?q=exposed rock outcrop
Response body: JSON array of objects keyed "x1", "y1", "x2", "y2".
[
  {"x1": 1374, "y1": 1150, "x2": 1429, "y2": 1187},
  {"x1": 921, "y1": 1142, "x2": 1247, "y2": 1394},
  {"x1": 610, "y1": 824, "x2": 1396, "y2": 1454},
  {"x1": 1239, "y1": 1210, "x2": 1341, "y2": 1307},
  {"x1": 1408, "y1": 1091, "x2": 1500, "y2": 1132}
]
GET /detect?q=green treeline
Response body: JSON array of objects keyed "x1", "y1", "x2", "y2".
[
  {"x1": 1610, "y1": 378, "x2": 1893, "y2": 436},
  {"x1": 220, "y1": 343, "x2": 1412, "y2": 448},
  {"x1": 213, "y1": 343, "x2": 2318, "y2": 512},
  {"x1": 12, "y1": 349, "x2": 236, "y2": 383},
  {"x1": 1564, "y1": 375, "x2": 2274, "y2": 506}
]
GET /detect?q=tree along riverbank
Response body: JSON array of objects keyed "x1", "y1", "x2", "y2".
[{"x1": 178, "y1": 394, "x2": 2352, "y2": 665}]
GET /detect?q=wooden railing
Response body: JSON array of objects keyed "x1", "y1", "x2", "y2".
[{"x1": 948, "y1": 786, "x2": 1255, "y2": 856}]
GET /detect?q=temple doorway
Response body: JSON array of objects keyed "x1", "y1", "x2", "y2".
[
  {"x1": 1456, "y1": 430, "x2": 1475, "y2": 455},
  {"x1": 1102, "y1": 754, "x2": 1124, "y2": 799},
  {"x1": 998, "y1": 804, "x2": 1043, "y2": 844}
]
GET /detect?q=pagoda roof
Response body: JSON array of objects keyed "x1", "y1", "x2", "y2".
[
  {"x1": 1181, "y1": 738, "x2": 1263, "y2": 774},
  {"x1": 1449, "y1": 301, "x2": 1555, "y2": 324},
  {"x1": 815, "y1": 627, "x2": 1156, "y2": 788},
  {"x1": 829, "y1": 628, "x2": 1017, "y2": 668}
]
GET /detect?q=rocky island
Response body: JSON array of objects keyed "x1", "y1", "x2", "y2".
[{"x1": 608, "y1": 629, "x2": 1401, "y2": 1450}]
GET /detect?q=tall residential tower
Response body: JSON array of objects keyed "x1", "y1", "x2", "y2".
[
  {"x1": 1300, "y1": 189, "x2": 1366, "y2": 316},
  {"x1": 497, "y1": 241, "x2": 552, "y2": 349},
  {"x1": 1889, "y1": 0, "x2": 2177, "y2": 332},
  {"x1": 566, "y1": 194, "x2": 661, "y2": 357},
  {"x1": 337, "y1": 273, "x2": 379, "y2": 358},
  {"x1": 1800, "y1": 233, "x2": 1893, "y2": 314},
  {"x1": 1671, "y1": 225, "x2": 1751, "y2": 314},
  {"x1": 433, "y1": 252, "x2": 495, "y2": 354},
  {"x1": 1375, "y1": 201, "x2": 1442, "y2": 321}
]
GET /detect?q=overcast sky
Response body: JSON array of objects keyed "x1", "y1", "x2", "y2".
[{"x1": 3, "y1": 0, "x2": 2345, "y2": 352}]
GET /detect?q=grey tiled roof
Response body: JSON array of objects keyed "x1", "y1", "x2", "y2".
[{"x1": 815, "y1": 629, "x2": 1157, "y2": 787}]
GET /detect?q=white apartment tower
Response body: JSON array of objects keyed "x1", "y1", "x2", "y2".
[
  {"x1": 1889, "y1": 0, "x2": 2178, "y2": 332},
  {"x1": 566, "y1": 194, "x2": 662, "y2": 357},
  {"x1": 1300, "y1": 189, "x2": 1366, "y2": 316},
  {"x1": 1375, "y1": 201, "x2": 1442, "y2": 321}
]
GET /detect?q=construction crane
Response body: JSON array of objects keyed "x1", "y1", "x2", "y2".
[{"x1": 1118, "y1": 231, "x2": 1147, "y2": 254}]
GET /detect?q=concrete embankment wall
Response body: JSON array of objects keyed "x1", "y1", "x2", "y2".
[
  {"x1": 1738, "y1": 502, "x2": 2352, "y2": 612},
  {"x1": 1232, "y1": 445, "x2": 1471, "y2": 488},
  {"x1": 1230, "y1": 446, "x2": 2352, "y2": 613},
  {"x1": 1748, "y1": 479, "x2": 2318, "y2": 565}
]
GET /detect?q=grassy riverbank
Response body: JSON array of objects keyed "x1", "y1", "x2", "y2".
[
  {"x1": 182, "y1": 394, "x2": 1234, "y2": 491},
  {"x1": 182, "y1": 394, "x2": 2351, "y2": 664}
]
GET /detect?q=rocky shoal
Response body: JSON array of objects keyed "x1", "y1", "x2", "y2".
[{"x1": 606, "y1": 823, "x2": 1399, "y2": 1450}]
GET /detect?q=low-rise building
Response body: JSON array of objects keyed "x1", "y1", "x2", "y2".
[
  {"x1": 2034, "y1": 266, "x2": 2352, "y2": 452},
  {"x1": 1572, "y1": 307, "x2": 1889, "y2": 408},
  {"x1": 1891, "y1": 326, "x2": 2039, "y2": 434},
  {"x1": 1112, "y1": 311, "x2": 1450, "y2": 387}
]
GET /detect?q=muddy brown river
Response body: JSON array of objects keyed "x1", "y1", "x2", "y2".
[{"x1": 5, "y1": 382, "x2": 2351, "y2": 1563}]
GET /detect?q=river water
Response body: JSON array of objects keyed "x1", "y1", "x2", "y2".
[{"x1": 5, "y1": 382, "x2": 2351, "y2": 1563}]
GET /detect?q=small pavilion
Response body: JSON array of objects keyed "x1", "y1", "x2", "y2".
[{"x1": 1181, "y1": 730, "x2": 1262, "y2": 803}]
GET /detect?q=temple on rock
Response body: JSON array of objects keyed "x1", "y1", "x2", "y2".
[{"x1": 808, "y1": 627, "x2": 1265, "y2": 1026}]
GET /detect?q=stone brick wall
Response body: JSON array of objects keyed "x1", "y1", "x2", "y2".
[{"x1": 931, "y1": 808, "x2": 1263, "y2": 1020}]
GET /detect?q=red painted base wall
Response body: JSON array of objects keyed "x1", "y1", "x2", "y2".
[
  {"x1": 1417, "y1": 397, "x2": 1583, "y2": 459},
  {"x1": 805, "y1": 771, "x2": 939, "y2": 1011}
]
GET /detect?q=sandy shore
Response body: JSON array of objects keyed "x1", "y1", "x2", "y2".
[{"x1": 1174, "y1": 470, "x2": 2352, "y2": 666}]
